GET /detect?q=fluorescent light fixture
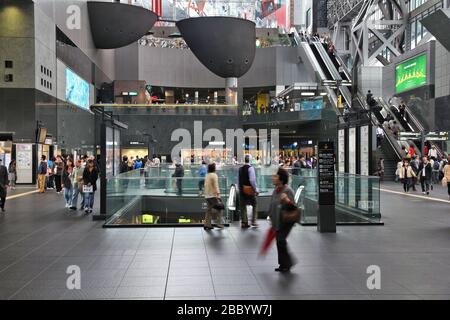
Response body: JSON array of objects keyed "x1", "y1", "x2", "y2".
[
  {"x1": 301, "y1": 92, "x2": 315, "y2": 96},
  {"x1": 320, "y1": 92, "x2": 327, "y2": 96},
  {"x1": 209, "y1": 141, "x2": 225, "y2": 146},
  {"x1": 122, "y1": 92, "x2": 129, "y2": 96},
  {"x1": 129, "y1": 91, "x2": 138, "y2": 96}
]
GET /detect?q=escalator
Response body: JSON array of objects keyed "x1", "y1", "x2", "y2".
[
  {"x1": 355, "y1": 92, "x2": 403, "y2": 179},
  {"x1": 309, "y1": 41, "x2": 353, "y2": 109}
]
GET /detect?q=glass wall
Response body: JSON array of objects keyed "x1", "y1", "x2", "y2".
[{"x1": 407, "y1": 0, "x2": 444, "y2": 50}]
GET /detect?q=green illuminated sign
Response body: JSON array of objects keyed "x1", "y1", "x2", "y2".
[
  {"x1": 142, "y1": 214, "x2": 154, "y2": 224},
  {"x1": 395, "y1": 53, "x2": 427, "y2": 93}
]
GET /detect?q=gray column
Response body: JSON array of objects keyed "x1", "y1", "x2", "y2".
[{"x1": 225, "y1": 77, "x2": 238, "y2": 105}]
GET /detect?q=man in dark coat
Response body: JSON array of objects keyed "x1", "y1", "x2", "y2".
[{"x1": 0, "y1": 159, "x2": 8, "y2": 212}]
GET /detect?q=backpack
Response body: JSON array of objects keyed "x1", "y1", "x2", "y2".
[{"x1": 433, "y1": 161, "x2": 440, "y2": 171}]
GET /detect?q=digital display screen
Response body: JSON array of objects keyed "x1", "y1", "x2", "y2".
[
  {"x1": 395, "y1": 53, "x2": 427, "y2": 94},
  {"x1": 66, "y1": 68, "x2": 90, "y2": 109},
  {"x1": 300, "y1": 97, "x2": 323, "y2": 110}
]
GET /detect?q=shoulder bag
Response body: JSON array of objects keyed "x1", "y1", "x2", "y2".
[
  {"x1": 242, "y1": 185, "x2": 256, "y2": 196},
  {"x1": 281, "y1": 202, "x2": 301, "y2": 223},
  {"x1": 212, "y1": 198, "x2": 225, "y2": 210}
]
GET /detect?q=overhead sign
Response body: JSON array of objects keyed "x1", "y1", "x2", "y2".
[
  {"x1": 398, "y1": 131, "x2": 448, "y2": 141},
  {"x1": 426, "y1": 131, "x2": 448, "y2": 141}
]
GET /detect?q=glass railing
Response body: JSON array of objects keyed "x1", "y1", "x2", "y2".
[
  {"x1": 105, "y1": 165, "x2": 381, "y2": 227},
  {"x1": 105, "y1": 175, "x2": 229, "y2": 226},
  {"x1": 296, "y1": 173, "x2": 381, "y2": 225}
]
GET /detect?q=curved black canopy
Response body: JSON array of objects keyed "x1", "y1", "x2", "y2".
[
  {"x1": 88, "y1": 1, "x2": 158, "y2": 49},
  {"x1": 176, "y1": 17, "x2": 256, "y2": 78}
]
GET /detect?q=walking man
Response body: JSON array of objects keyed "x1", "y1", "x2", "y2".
[{"x1": 238, "y1": 155, "x2": 259, "y2": 228}]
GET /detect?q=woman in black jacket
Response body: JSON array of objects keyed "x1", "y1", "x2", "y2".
[{"x1": 83, "y1": 160, "x2": 98, "y2": 214}]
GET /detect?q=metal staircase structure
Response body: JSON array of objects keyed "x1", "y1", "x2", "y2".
[{"x1": 328, "y1": 0, "x2": 409, "y2": 66}]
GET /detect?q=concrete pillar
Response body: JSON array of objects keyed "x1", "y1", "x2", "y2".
[{"x1": 225, "y1": 77, "x2": 238, "y2": 105}]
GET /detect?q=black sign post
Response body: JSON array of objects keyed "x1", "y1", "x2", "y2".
[{"x1": 317, "y1": 141, "x2": 336, "y2": 233}]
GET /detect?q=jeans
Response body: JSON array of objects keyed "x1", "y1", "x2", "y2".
[
  {"x1": 198, "y1": 179, "x2": 205, "y2": 191},
  {"x1": 432, "y1": 171, "x2": 440, "y2": 185},
  {"x1": 64, "y1": 187, "x2": 73, "y2": 206},
  {"x1": 420, "y1": 178, "x2": 431, "y2": 193},
  {"x1": 71, "y1": 186, "x2": 84, "y2": 208},
  {"x1": 84, "y1": 191, "x2": 95, "y2": 210},
  {"x1": 176, "y1": 179, "x2": 182, "y2": 195}
]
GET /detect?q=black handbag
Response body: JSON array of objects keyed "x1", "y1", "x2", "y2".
[{"x1": 212, "y1": 198, "x2": 225, "y2": 210}]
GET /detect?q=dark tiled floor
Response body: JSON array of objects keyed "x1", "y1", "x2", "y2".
[{"x1": 1, "y1": 185, "x2": 450, "y2": 300}]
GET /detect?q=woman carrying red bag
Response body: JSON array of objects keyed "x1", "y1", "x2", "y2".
[{"x1": 266, "y1": 168, "x2": 299, "y2": 273}]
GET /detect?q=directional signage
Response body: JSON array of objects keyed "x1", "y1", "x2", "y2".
[
  {"x1": 398, "y1": 131, "x2": 448, "y2": 141},
  {"x1": 426, "y1": 132, "x2": 449, "y2": 141},
  {"x1": 318, "y1": 141, "x2": 335, "y2": 206}
]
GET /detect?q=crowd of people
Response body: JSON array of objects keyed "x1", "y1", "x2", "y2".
[
  {"x1": 395, "y1": 153, "x2": 450, "y2": 198},
  {"x1": 36, "y1": 154, "x2": 99, "y2": 214},
  {"x1": 138, "y1": 36, "x2": 189, "y2": 50}
]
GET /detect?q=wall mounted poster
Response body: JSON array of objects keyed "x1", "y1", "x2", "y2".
[
  {"x1": 348, "y1": 128, "x2": 356, "y2": 174},
  {"x1": 338, "y1": 129, "x2": 345, "y2": 173},
  {"x1": 360, "y1": 125, "x2": 369, "y2": 176},
  {"x1": 16, "y1": 143, "x2": 33, "y2": 184}
]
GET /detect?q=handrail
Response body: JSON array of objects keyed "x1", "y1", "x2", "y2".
[
  {"x1": 356, "y1": 93, "x2": 403, "y2": 160},
  {"x1": 332, "y1": 50, "x2": 352, "y2": 81},
  {"x1": 310, "y1": 41, "x2": 353, "y2": 107},
  {"x1": 294, "y1": 185, "x2": 305, "y2": 209},
  {"x1": 227, "y1": 184, "x2": 237, "y2": 211}
]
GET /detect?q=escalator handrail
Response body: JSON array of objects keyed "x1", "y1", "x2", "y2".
[
  {"x1": 227, "y1": 184, "x2": 237, "y2": 211},
  {"x1": 332, "y1": 49, "x2": 352, "y2": 81},
  {"x1": 404, "y1": 108, "x2": 425, "y2": 132},
  {"x1": 404, "y1": 107, "x2": 446, "y2": 158},
  {"x1": 294, "y1": 185, "x2": 305, "y2": 209},
  {"x1": 309, "y1": 41, "x2": 353, "y2": 107},
  {"x1": 356, "y1": 93, "x2": 403, "y2": 160}
]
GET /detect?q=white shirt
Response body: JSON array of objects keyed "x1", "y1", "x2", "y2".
[
  {"x1": 376, "y1": 127, "x2": 384, "y2": 136},
  {"x1": 428, "y1": 148, "x2": 437, "y2": 158}
]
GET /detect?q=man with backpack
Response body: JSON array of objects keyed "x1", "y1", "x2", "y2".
[
  {"x1": 238, "y1": 155, "x2": 259, "y2": 229},
  {"x1": 432, "y1": 158, "x2": 441, "y2": 185}
]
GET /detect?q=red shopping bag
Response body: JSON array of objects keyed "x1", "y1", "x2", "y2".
[{"x1": 259, "y1": 227, "x2": 276, "y2": 256}]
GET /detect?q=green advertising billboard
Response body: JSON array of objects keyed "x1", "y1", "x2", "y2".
[{"x1": 395, "y1": 53, "x2": 427, "y2": 93}]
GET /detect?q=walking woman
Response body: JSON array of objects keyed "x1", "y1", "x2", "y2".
[
  {"x1": 398, "y1": 159, "x2": 416, "y2": 193},
  {"x1": 54, "y1": 155, "x2": 64, "y2": 194},
  {"x1": 443, "y1": 156, "x2": 450, "y2": 199},
  {"x1": 203, "y1": 163, "x2": 224, "y2": 230},
  {"x1": 62, "y1": 158, "x2": 74, "y2": 208},
  {"x1": 8, "y1": 159, "x2": 17, "y2": 190},
  {"x1": 268, "y1": 168, "x2": 297, "y2": 273},
  {"x1": 83, "y1": 159, "x2": 98, "y2": 214}
]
